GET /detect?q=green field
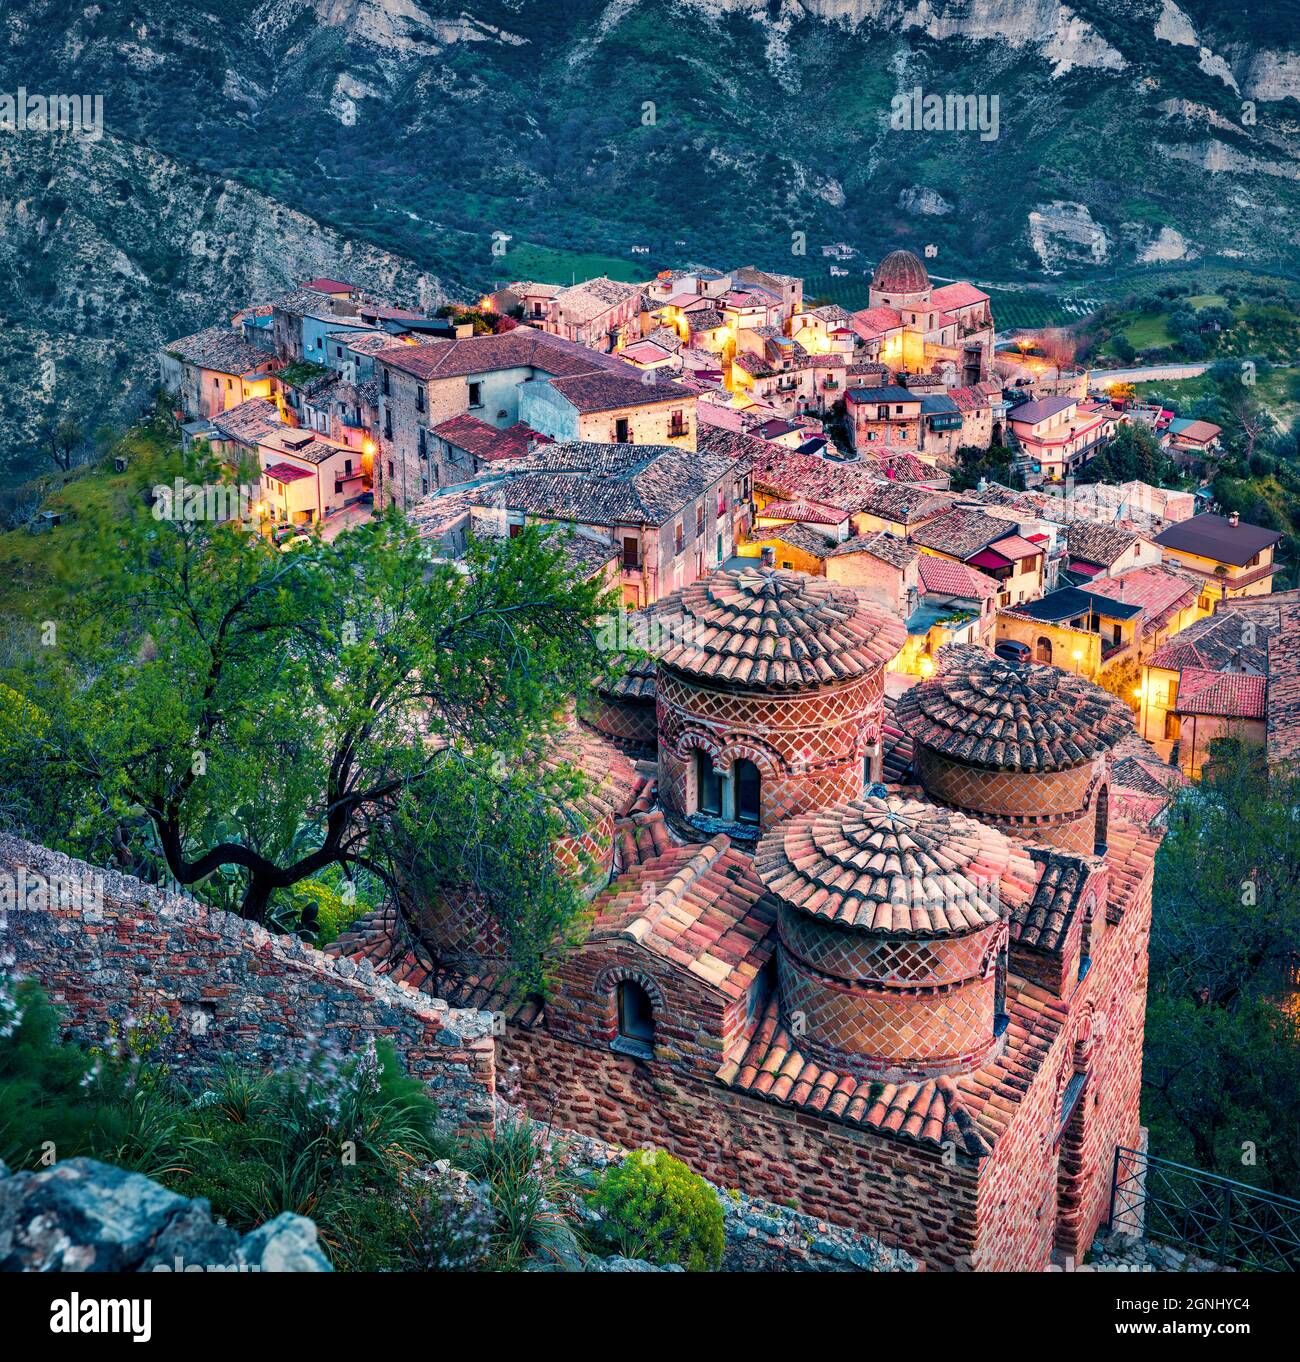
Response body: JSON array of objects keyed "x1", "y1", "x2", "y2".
[
  {"x1": 1130, "y1": 368, "x2": 1300, "y2": 431},
  {"x1": 498, "y1": 242, "x2": 647, "y2": 287}
]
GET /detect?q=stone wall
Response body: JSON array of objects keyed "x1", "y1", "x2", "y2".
[{"x1": 0, "y1": 836, "x2": 496, "y2": 1138}]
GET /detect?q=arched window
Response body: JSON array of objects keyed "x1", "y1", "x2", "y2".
[
  {"x1": 993, "y1": 945, "x2": 1009, "y2": 1037},
  {"x1": 734, "y1": 758, "x2": 761, "y2": 825},
  {"x1": 1094, "y1": 785, "x2": 1109, "y2": 856},
  {"x1": 616, "y1": 981, "x2": 655, "y2": 1052},
  {"x1": 695, "y1": 750, "x2": 722, "y2": 817},
  {"x1": 1036, "y1": 636, "x2": 1053, "y2": 664}
]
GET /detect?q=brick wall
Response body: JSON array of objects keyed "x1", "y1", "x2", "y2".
[
  {"x1": 503, "y1": 1024, "x2": 984, "y2": 1269},
  {"x1": 0, "y1": 836, "x2": 497, "y2": 1138}
]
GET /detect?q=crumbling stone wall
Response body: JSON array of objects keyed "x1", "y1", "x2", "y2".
[{"x1": 0, "y1": 836, "x2": 496, "y2": 1138}]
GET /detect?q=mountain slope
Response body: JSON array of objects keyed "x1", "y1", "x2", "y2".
[{"x1": 1, "y1": 0, "x2": 1297, "y2": 466}]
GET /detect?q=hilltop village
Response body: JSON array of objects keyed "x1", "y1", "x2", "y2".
[{"x1": 17, "y1": 248, "x2": 1288, "y2": 1272}]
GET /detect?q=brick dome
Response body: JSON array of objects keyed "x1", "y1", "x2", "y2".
[
  {"x1": 650, "y1": 565, "x2": 905, "y2": 692},
  {"x1": 872, "y1": 248, "x2": 930, "y2": 295},
  {"x1": 583, "y1": 651, "x2": 657, "y2": 757},
  {"x1": 896, "y1": 646, "x2": 1133, "y2": 856},
  {"x1": 894, "y1": 646, "x2": 1132, "y2": 773},
  {"x1": 757, "y1": 794, "x2": 1012, "y2": 1081},
  {"x1": 755, "y1": 794, "x2": 1008, "y2": 936}
]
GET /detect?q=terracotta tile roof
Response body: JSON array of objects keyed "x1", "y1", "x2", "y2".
[
  {"x1": 588, "y1": 836, "x2": 775, "y2": 1000},
  {"x1": 755, "y1": 794, "x2": 1011, "y2": 935},
  {"x1": 948, "y1": 382, "x2": 999, "y2": 413},
  {"x1": 826, "y1": 530, "x2": 919, "y2": 570},
  {"x1": 327, "y1": 910, "x2": 545, "y2": 1026},
  {"x1": 755, "y1": 523, "x2": 839, "y2": 558},
  {"x1": 847, "y1": 306, "x2": 904, "y2": 342},
  {"x1": 978, "y1": 533, "x2": 1042, "y2": 563},
  {"x1": 910, "y1": 508, "x2": 1013, "y2": 559},
  {"x1": 880, "y1": 695, "x2": 916, "y2": 783},
  {"x1": 1087, "y1": 564, "x2": 1198, "y2": 627},
  {"x1": 379, "y1": 328, "x2": 627, "y2": 382},
  {"x1": 717, "y1": 973, "x2": 1068, "y2": 1156},
  {"x1": 895, "y1": 644, "x2": 1134, "y2": 772},
  {"x1": 1010, "y1": 848, "x2": 1093, "y2": 954},
  {"x1": 647, "y1": 566, "x2": 907, "y2": 691},
  {"x1": 917, "y1": 555, "x2": 999, "y2": 600},
  {"x1": 1065, "y1": 520, "x2": 1145, "y2": 567},
  {"x1": 1104, "y1": 821, "x2": 1162, "y2": 925},
  {"x1": 930, "y1": 281, "x2": 990, "y2": 309},
  {"x1": 468, "y1": 440, "x2": 736, "y2": 528},
  {"x1": 553, "y1": 276, "x2": 644, "y2": 323},
  {"x1": 209, "y1": 397, "x2": 281, "y2": 445},
  {"x1": 868, "y1": 449, "x2": 940, "y2": 485},
  {"x1": 164, "y1": 326, "x2": 273, "y2": 376},
  {"x1": 261, "y1": 460, "x2": 314, "y2": 484},
  {"x1": 595, "y1": 642, "x2": 657, "y2": 703},
  {"x1": 757, "y1": 498, "x2": 849, "y2": 525},
  {"x1": 546, "y1": 371, "x2": 695, "y2": 413},
  {"x1": 613, "y1": 809, "x2": 674, "y2": 870},
  {"x1": 1173, "y1": 668, "x2": 1267, "y2": 720},
  {"x1": 542, "y1": 720, "x2": 644, "y2": 833},
  {"x1": 1268, "y1": 604, "x2": 1300, "y2": 772},
  {"x1": 856, "y1": 482, "x2": 957, "y2": 525},
  {"x1": 1146, "y1": 610, "x2": 1273, "y2": 674},
  {"x1": 431, "y1": 414, "x2": 550, "y2": 462}
]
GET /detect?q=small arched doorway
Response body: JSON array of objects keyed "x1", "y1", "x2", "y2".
[{"x1": 1036, "y1": 636, "x2": 1054, "y2": 664}]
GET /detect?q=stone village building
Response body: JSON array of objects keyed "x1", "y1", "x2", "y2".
[{"x1": 329, "y1": 566, "x2": 1161, "y2": 1271}]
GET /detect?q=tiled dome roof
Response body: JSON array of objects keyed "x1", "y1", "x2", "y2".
[
  {"x1": 595, "y1": 653, "x2": 656, "y2": 702},
  {"x1": 755, "y1": 793, "x2": 1009, "y2": 935},
  {"x1": 872, "y1": 249, "x2": 930, "y2": 294},
  {"x1": 649, "y1": 566, "x2": 906, "y2": 691},
  {"x1": 894, "y1": 645, "x2": 1133, "y2": 772}
]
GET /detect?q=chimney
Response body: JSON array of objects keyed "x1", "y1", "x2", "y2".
[
  {"x1": 760, "y1": 545, "x2": 776, "y2": 568},
  {"x1": 1228, "y1": 511, "x2": 1240, "y2": 528}
]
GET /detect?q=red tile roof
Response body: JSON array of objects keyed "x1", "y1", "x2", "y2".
[
  {"x1": 1173, "y1": 668, "x2": 1267, "y2": 720},
  {"x1": 917, "y1": 555, "x2": 999, "y2": 600},
  {"x1": 261, "y1": 461, "x2": 313, "y2": 483},
  {"x1": 588, "y1": 836, "x2": 776, "y2": 1000},
  {"x1": 718, "y1": 974, "x2": 1068, "y2": 1156},
  {"x1": 930, "y1": 282, "x2": 990, "y2": 310}
]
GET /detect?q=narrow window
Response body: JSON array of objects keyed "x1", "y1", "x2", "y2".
[
  {"x1": 696, "y1": 751, "x2": 722, "y2": 816},
  {"x1": 469, "y1": 382, "x2": 482, "y2": 408},
  {"x1": 617, "y1": 981, "x2": 655, "y2": 1050},
  {"x1": 416, "y1": 384, "x2": 426, "y2": 414},
  {"x1": 622, "y1": 535, "x2": 639, "y2": 569},
  {"x1": 735, "y1": 758, "x2": 761, "y2": 825},
  {"x1": 615, "y1": 417, "x2": 630, "y2": 442}
]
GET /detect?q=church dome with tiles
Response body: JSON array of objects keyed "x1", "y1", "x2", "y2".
[
  {"x1": 756, "y1": 794, "x2": 1015, "y2": 1081},
  {"x1": 649, "y1": 566, "x2": 906, "y2": 846},
  {"x1": 869, "y1": 248, "x2": 932, "y2": 306},
  {"x1": 895, "y1": 645, "x2": 1133, "y2": 856}
]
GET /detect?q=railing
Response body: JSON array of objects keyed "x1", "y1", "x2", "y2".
[{"x1": 1110, "y1": 1146, "x2": 1300, "y2": 1272}]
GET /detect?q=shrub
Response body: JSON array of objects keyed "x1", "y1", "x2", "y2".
[
  {"x1": 590, "y1": 1149, "x2": 724, "y2": 1271},
  {"x1": 461, "y1": 1117, "x2": 577, "y2": 1269}
]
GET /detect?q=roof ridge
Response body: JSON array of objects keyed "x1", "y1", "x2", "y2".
[{"x1": 625, "y1": 836, "x2": 731, "y2": 943}]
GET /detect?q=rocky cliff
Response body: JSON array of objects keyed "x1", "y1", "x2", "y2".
[{"x1": 0, "y1": 127, "x2": 448, "y2": 476}]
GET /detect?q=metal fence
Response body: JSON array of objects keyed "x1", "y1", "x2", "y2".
[{"x1": 1111, "y1": 1145, "x2": 1300, "y2": 1272}]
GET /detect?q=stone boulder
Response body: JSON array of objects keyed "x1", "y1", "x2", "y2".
[{"x1": 0, "y1": 1158, "x2": 331, "y2": 1272}]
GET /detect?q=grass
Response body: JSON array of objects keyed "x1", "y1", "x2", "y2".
[
  {"x1": 0, "y1": 418, "x2": 181, "y2": 624},
  {"x1": 498, "y1": 242, "x2": 647, "y2": 287}
]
